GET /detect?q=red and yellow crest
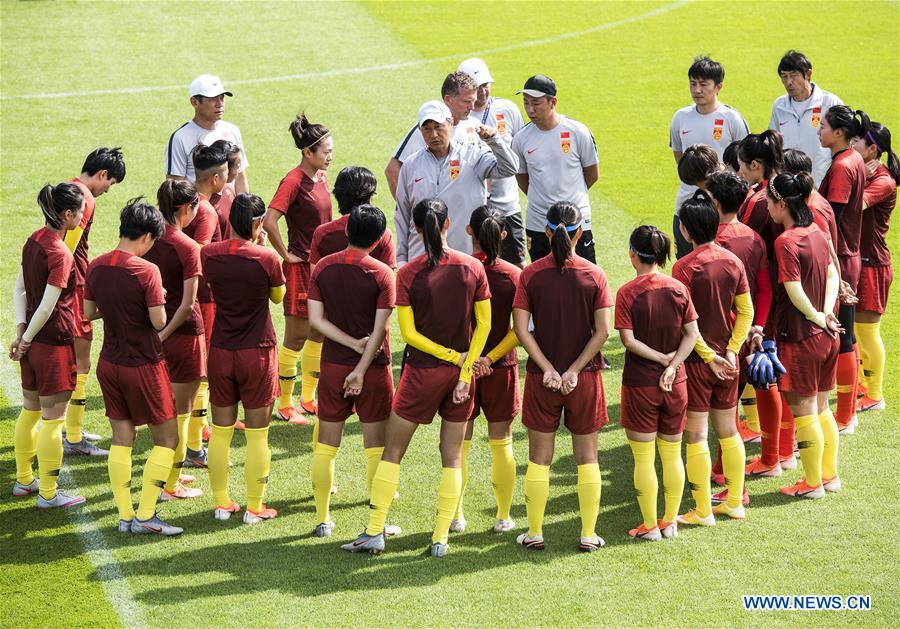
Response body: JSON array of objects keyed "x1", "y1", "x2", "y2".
[
  {"x1": 712, "y1": 119, "x2": 724, "y2": 141},
  {"x1": 449, "y1": 159, "x2": 460, "y2": 181},
  {"x1": 811, "y1": 107, "x2": 821, "y2": 128},
  {"x1": 496, "y1": 113, "x2": 507, "y2": 136},
  {"x1": 560, "y1": 131, "x2": 571, "y2": 154}
]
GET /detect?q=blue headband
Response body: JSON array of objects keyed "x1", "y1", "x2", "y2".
[{"x1": 546, "y1": 220, "x2": 582, "y2": 233}]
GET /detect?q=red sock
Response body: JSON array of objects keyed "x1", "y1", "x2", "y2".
[
  {"x1": 778, "y1": 395, "x2": 795, "y2": 460},
  {"x1": 755, "y1": 385, "x2": 782, "y2": 467},
  {"x1": 835, "y1": 351, "x2": 857, "y2": 426}
]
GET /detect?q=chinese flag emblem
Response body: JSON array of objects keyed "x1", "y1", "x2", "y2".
[
  {"x1": 496, "y1": 113, "x2": 507, "y2": 136},
  {"x1": 713, "y1": 119, "x2": 724, "y2": 141},
  {"x1": 450, "y1": 159, "x2": 460, "y2": 181},
  {"x1": 811, "y1": 107, "x2": 822, "y2": 128},
  {"x1": 560, "y1": 131, "x2": 571, "y2": 154}
]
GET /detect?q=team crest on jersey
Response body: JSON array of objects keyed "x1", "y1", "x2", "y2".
[
  {"x1": 450, "y1": 159, "x2": 460, "y2": 181},
  {"x1": 560, "y1": 131, "x2": 571, "y2": 154},
  {"x1": 496, "y1": 113, "x2": 507, "y2": 136},
  {"x1": 811, "y1": 107, "x2": 822, "y2": 128},
  {"x1": 713, "y1": 119, "x2": 724, "y2": 141}
]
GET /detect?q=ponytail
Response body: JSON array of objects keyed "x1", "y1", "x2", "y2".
[
  {"x1": 290, "y1": 111, "x2": 330, "y2": 152},
  {"x1": 412, "y1": 198, "x2": 448, "y2": 267},
  {"x1": 229, "y1": 193, "x2": 267, "y2": 240},
  {"x1": 738, "y1": 130, "x2": 784, "y2": 178},
  {"x1": 678, "y1": 190, "x2": 719, "y2": 244},
  {"x1": 37, "y1": 182, "x2": 83, "y2": 230},
  {"x1": 824, "y1": 105, "x2": 871, "y2": 142},
  {"x1": 864, "y1": 122, "x2": 900, "y2": 184},
  {"x1": 545, "y1": 201, "x2": 581, "y2": 268},
  {"x1": 629, "y1": 225, "x2": 671, "y2": 267},
  {"x1": 468, "y1": 205, "x2": 504, "y2": 265},
  {"x1": 156, "y1": 179, "x2": 198, "y2": 225},
  {"x1": 767, "y1": 172, "x2": 814, "y2": 227}
]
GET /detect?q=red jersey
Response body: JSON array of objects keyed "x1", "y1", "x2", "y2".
[
  {"x1": 474, "y1": 253, "x2": 522, "y2": 367},
  {"x1": 738, "y1": 180, "x2": 783, "y2": 264},
  {"x1": 142, "y1": 223, "x2": 203, "y2": 337},
  {"x1": 396, "y1": 249, "x2": 490, "y2": 369},
  {"x1": 309, "y1": 248, "x2": 395, "y2": 366},
  {"x1": 513, "y1": 254, "x2": 612, "y2": 374},
  {"x1": 807, "y1": 189, "x2": 838, "y2": 245},
  {"x1": 201, "y1": 239, "x2": 285, "y2": 350},
  {"x1": 69, "y1": 178, "x2": 96, "y2": 285},
  {"x1": 309, "y1": 214, "x2": 396, "y2": 268},
  {"x1": 21, "y1": 227, "x2": 76, "y2": 346},
  {"x1": 183, "y1": 194, "x2": 221, "y2": 304},
  {"x1": 860, "y1": 164, "x2": 896, "y2": 266},
  {"x1": 269, "y1": 167, "x2": 333, "y2": 261},
  {"x1": 615, "y1": 273, "x2": 697, "y2": 387},
  {"x1": 819, "y1": 148, "x2": 866, "y2": 257},
  {"x1": 211, "y1": 186, "x2": 236, "y2": 240},
  {"x1": 85, "y1": 250, "x2": 166, "y2": 366},
  {"x1": 774, "y1": 224, "x2": 831, "y2": 342}
]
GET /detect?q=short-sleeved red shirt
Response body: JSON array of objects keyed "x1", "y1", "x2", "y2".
[
  {"x1": 69, "y1": 178, "x2": 96, "y2": 285},
  {"x1": 615, "y1": 273, "x2": 697, "y2": 387},
  {"x1": 269, "y1": 167, "x2": 333, "y2": 261},
  {"x1": 716, "y1": 221, "x2": 768, "y2": 300},
  {"x1": 309, "y1": 214, "x2": 396, "y2": 268},
  {"x1": 309, "y1": 248, "x2": 395, "y2": 366},
  {"x1": 860, "y1": 164, "x2": 896, "y2": 266},
  {"x1": 774, "y1": 224, "x2": 831, "y2": 342},
  {"x1": 738, "y1": 180, "x2": 783, "y2": 264},
  {"x1": 201, "y1": 239, "x2": 285, "y2": 350},
  {"x1": 397, "y1": 249, "x2": 490, "y2": 369},
  {"x1": 513, "y1": 254, "x2": 612, "y2": 374},
  {"x1": 473, "y1": 253, "x2": 522, "y2": 367},
  {"x1": 819, "y1": 148, "x2": 866, "y2": 257},
  {"x1": 211, "y1": 186, "x2": 235, "y2": 240},
  {"x1": 183, "y1": 194, "x2": 221, "y2": 304},
  {"x1": 85, "y1": 250, "x2": 166, "y2": 366},
  {"x1": 807, "y1": 189, "x2": 838, "y2": 245},
  {"x1": 142, "y1": 223, "x2": 203, "y2": 337},
  {"x1": 22, "y1": 227, "x2": 77, "y2": 346}
]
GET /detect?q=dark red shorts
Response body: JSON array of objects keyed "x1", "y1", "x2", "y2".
[
  {"x1": 856, "y1": 264, "x2": 892, "y2": 314},
  {"x1": 684, "y1": 360, "x2": 740, "y2": 412},
  {"x1": 73, "y1": 284, "x2": 93, "y2": 340},
  {"x1": 20, "y1": 342, "x2": 76, "y2": 396},
  {"x1": 393, "y1": 364, "x2": 473, "y2": 424},
  {"x1": 208, "y1": 346, "x2": 279, "y2": 409},
  {"x1": 199, "y1": 302, "x2": 216, "y2": 352},
  {"x1": 838, "y1": 254, "x2": 861, "y2": 293},
  {"x1": 283, "y1": 261, "x2": 311, "y2": 319},
  {"x1": 779, "y1": 333, "x2": 839, "y2": 397},
  {"x1": 620, "y1": 381, "x2": 688, "y2": 435},
  {"x1": 162, "y1": 333, "x2": 207, "y2": 383},
  {"x1": 469, "y1": 364, "x2": 520, "y2": 422},
  {"x1": 522, "y1": 370, "x2": 607, "y2": 435},
  {"x1": 319, "y1": 361, "x2": 393, "y2": 423},
  {"x1": 97, "y1": 358, "x2": 176, "y2": 425}
]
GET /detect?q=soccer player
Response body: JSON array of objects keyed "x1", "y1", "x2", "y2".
[
  {"x1": 767, "y1": 173, "x2": 842, "y2": 498},
  {"x1": 769, "y1": 51, "x2": 843, "y2": 186},
  {"x1": 62, "y1": 147, "x2": 126, "y2": 457},
  {"x1": 208, "y1": 139, "x2": 243, "y2": 240},
  {"x1": 670, "y1": 56, "x2": 749, "y2": 257},
  {"x1": 307, "y1": 205, "x2": 395, "y2": 537},
  {"x1": 203, "y1": 194, "x2": 285, "y2": 524},
  {"x1": 263, "y1": 112, "x2": 334, "y2": 424},
  {"x1": 511, "y1": 201, "x2": 611, "y2": 552},
  {"x1": 617, "y1": 226, "x2": 698, "y2": 541},
  {"x1": 85, "y1": 198, "x2": 183, "y2": 534},
  {"x1": 342, "y1": 198, "x2": 491, "y2": 557},
  {"x1": 672, "y1": 193, "x2": 753, "y2": 523},
  {"x1": 722, "y1": 141, "x2": 741, "y2": 173},
  {"x1": 783, "y1": 149, "x2": 839, "y2": 248},
  {"x1": 851, "y1": 122, "x2": 898, "y2": 413},
  {"x1": 10, "y1": 183, "x2": 86, "y2": 506},
  {"x1": 142, "y1": 180, "x2": 205, "y2": 501},
  {"x1": 676, "y1": 144, "x2": 721, "y2": 194}
]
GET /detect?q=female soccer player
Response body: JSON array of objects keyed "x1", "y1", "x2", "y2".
[
  {"x1": 511, "y1": 201, "x2": 611, "y2": 552},
  {"x1": 851, "y1": 122, "x2": 897, "y2": 413},
  {"x1": 11, "y1": 183, "x2": 85, "y2": 506},
  {"x1": 767, "y1": 173, "x2": 842, "y2": 498},
  {"x1": 342, "y1": 198, "x2": 491, "y2": 557},
  {"x1": 264, "y1": 112, "x2": 334, "y2": 425},
  {"x1": 203, "y1": 194, "x2": 286, "y2": 524},
  {"x1": 208, "y1": 139, "x2": 242, "y2": 240},
  {"x1": 143, "y1": 180, "x2": 205, "y2": 501},
  {"x1": 616, "y1": 226, "x2": 698, "y2": 541}
]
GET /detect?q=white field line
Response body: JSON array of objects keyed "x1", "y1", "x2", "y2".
[{"x1": 0, "y1": 0, "x2": 691, "y2": 101}]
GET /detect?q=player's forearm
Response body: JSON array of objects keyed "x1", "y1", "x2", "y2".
[
  {"x1": 460, "y1": 300, "x2": 492, "y2": 383},
  {"x1": 566, "y1": 309, "x2": 609, "y2": 374},
  {"x1": 513, "y1": 309, "x2": 554, "y2": 374},
  {"x1": 22, "y1": 284, "x2": 62, "y2": 343},
  {"x1": 727, "y1": 292, "x2": 754, "y2": 354},
  {"x1": 672, "y1": 323, "x2": 700, "y2": 369},
  {"x1": 784, "y1": 281, "x2": 825, "y2": 326},
  {"x1": 486, "y1": 328, "x2": 518, "y2": 364},
  {"x1": 234, "y1": 170, "x2": 249, "y2": 194},
  {"x1": 752, "y1": 270, "x2": 773, "y2": 328},
  {"x1": 397, "y1": 306, "x2": 460, "y2": 365},
  {"x1": 824, "y1": 263, "x2": 840, "y2": 314},
  {"x1": 263, "y1": 210, "x2": 289, "y2": 259},
  {"x1": 13, "y1": 268, "x2": 26, "y2": 325}
]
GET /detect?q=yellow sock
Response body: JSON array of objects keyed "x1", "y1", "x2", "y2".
[
  {"x1": 278, "y1": 345, "x2": 300, "y2": 410},
  {"x1": 489, "y1": 437, "x2": 515, "y2": 520},
  {"x1": 364, "y1": 446, "x2": 384, "y2": 495},
  {"x1": 36, "y1": 418, "x2": 64, "y2": 500},
  {"x1": 136, "y1": 446, "x2": 174, "y2": 520},
  {"x1": 108, "y1": 445, "x2": 135, "y2": 520},
  {"x1": 208, "y1": 424, "x2": 235, "y2": 507},
  {"x1": 244, "y1": 426, "x2": 271, "y2": 512},
  {"x1": 453, "y1": 439, "x2": 472, "y2": 520},
  {"x1": 365, "y1": 460, "x2": 400, "y2": 536},
  {"x1": 685, "y1": 441, "x2": 711, "y2": 518},
  {"x1": 856, "y1": 321, "x2": 884, "y2": 400},
  {"x1": 719, "y1": 434, "x2": 746, "y2": 509},
  {"x1": 14, "y1": 408, "x2": 41, "y2": 485},
  {"x1": 312, "y1": 442, "x2": 339, "y2": 523},
  {"x1": 187, "y1": 382, "x2": 208, "y2": 452},
  {"x1": 165, "y1": 412, "x2": 190, "y2": 492},
  {"x1": 524, "y1": 461, "x2": 550, "y2": 537},
  {"x1": 656, "y1": 438, "x2": 685, "y2": 523},
  {"x1": 855, "y1": 323, "x2": 870, "y2": 392},
  {"x1": 300, "y1": 339, "x2": 322, "y2": 404},
  {"x1": 795, "y1": 414, "x2": 824, "y2": 487},
  {"x1": 433, "y1": 467, "x2": 462, "y2": 544},
  {"x1": 577, "y1": 463, "x2": 602, "y2": 539},
  {"x1": 65, "y1": 373, "x2": 88, "y2": 444},
  {"x1": 629, "y1": 440, "x2": 658, "y2": 528},
  {"x1": 740, "y1": 384, "x2": 759, "y2": 433},
  {"x1": 818, "y1": 408, "x2": 840, "y2": 481}
]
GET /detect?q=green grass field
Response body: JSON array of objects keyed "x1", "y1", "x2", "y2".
[{"x1": 1, "y1": 1, "x2": 898, "y2": 626}]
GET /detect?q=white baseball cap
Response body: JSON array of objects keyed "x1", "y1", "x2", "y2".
[
  {"x1": 189, "y1": 74, "x2": 233, "y2": 98},
  {"x1": 458, "y1": 58, "x2": 494, "y2": 85},
  {"x1": 417, "y1": 100, "x2": 453, "y2": 126}
]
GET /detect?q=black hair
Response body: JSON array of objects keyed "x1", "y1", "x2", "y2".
[
  {"x1": 119, "y1": 197, "x2": 165, "y2": 240},
  {"x1": 333, "y1": 166, "x2": 377, "y2": 214},
  {"x1": 156, "y1": 179, "x2": 198, "y2": 225},
  {"x1": 412, "y1": 198, "x2": 449, "y2": 268},
  {"x1": 629, "y1": 225, "x2": 670, "y2": 267},
  {"x1": 767, "y1": 173, "x2": 815, "y2": 227},
  {"x1": 823, "y1": 105, "x2": 871, "y2": 142},
  {"x1": 191, "y1": 144, "x2": 228, "y2": 178},
  {"x1": 81, "y1": 147, "x2": 126, "y2": 183},
  {"x1": 678, "y1": 144, "x2": 719, "y2": 186},
  {"x1": 229, "y1": 193, "x2": 267, "y2": 240},
  {"x1": 862, "y1": 122, "x2": 900, "y2": 184},
  {"x1": 209, "y1": 139, "x2": 241, "y2": 172},
  {"x1": 441, "y1": 71, "x2": 477, "y2": 97},
  {"x1": 722, "y1": 140, "x2": 741, "y2": 172},
  {"x1": 688, "y1": 55, "x2": 724, "y2": 84},
  {"x1": 705, "y1": 170, "x2": 749, "y2": 215},
  {"x1": 782, "y1": 148, "x2": 813, "y2": 176},
  {"x1": 469, "y1": 205, "x2": 504, "y2": 265},
  {"x1": 738, "y1": 130, "x2": 784, "y2": 178},
  {"x1": 347, "y1": 204, "x2": 387, "y2": 249},
  {"x1": 546, "y1": 201, "x2": 581, "y2": 268},
  {"x1": 37, "y1": 182, "x2": 84, "y2": 230},
  {"x1": 777, "y1": 50, "x2": 813, "y2": 76},
  {"x1": 290, "y1": 111, "x2": 330, "y2": 152},
  {"x1": 679, "y1": 190, "x2": 719, "y2": 244}
]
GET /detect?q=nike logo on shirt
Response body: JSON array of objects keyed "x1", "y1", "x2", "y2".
[
  {"x1": 779, "y1": 121, "x2": 788, "y2": 126},
  {"x1": 414, "y1": 177, "x2": 425, "y2": 183},
  {"x1": 527, "y1": 148, "x2": 537, "y2": 155},
  {"x1": 681, "y1": 130, "x2": 692, "y2": 135}
]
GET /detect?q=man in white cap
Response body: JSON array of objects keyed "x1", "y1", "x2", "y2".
[
  {"x1": 394, "y1": 101, "x2": 518, "y2": 266},
  {"x1": 166, "y1": 74, "x2": 250, "y2": 193},
  {"x1": 458, "y1": 58, "x2": 527, "y2": 267}
]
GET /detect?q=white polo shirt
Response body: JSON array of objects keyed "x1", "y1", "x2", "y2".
[
  {"x1": 511, "y1": 115, "x2": 598, "y2": 231},
  {"x1": 769, "y1": 83, "x2": 843, "y2": 186},
  {"x1": 669, "y1": 103, "x2": 749, "y2": 213},
  {"x1": 392, "y1": 118, "x2": 480, "y2": 163},
  {"x1": 394, "y1": 135, "x2": 518, "y2": 265},
  {"x1": 469, "y1": 97, "x2": 525, "y2": 217},
  {"x1": 165, "y1": 119, "x2": 248, "y2": 181}
]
